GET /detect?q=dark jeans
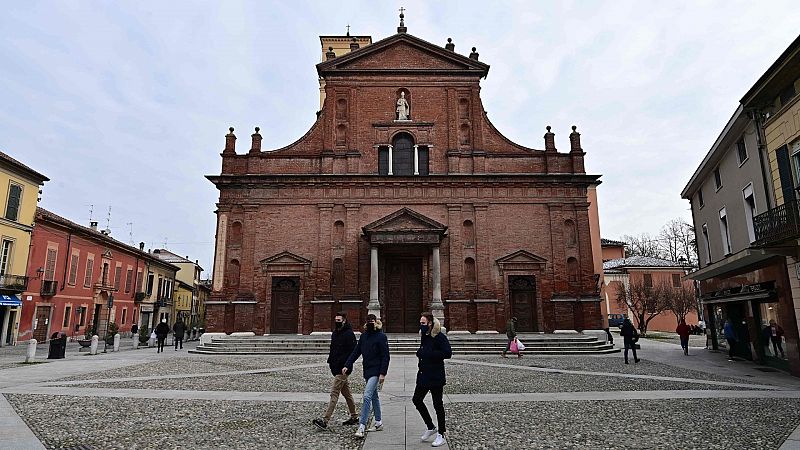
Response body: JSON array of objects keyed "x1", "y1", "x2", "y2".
[
  {"x1": 679, "y1": 337, "x2": 689, "y2": 351},
  {"x1": 157, "y1": 338, "x2": 166, "y2": 353},
  {"x1": 624, "y1": 339, "x2": 637, "y2": 362},
  {"x1": 413, "y1": 385, "x2": 446, "y2": 434},
  {"x1": 174, "y1": 337, "x2": 183, "y2": 349},
  {"x1": 726, "y1": 338, "x2": 736, "y2": 358},
  {"x1": 771, "y1": 338, "x2": 785, "y2": 357}
]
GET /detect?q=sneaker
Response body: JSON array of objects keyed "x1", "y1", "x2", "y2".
[
  {"x1": 312, "y1": 418, "x2": 328, "y2": 430},
  {"x1": 355, "y1": 426, "x2": 365, "y2": 438},
  {"x1": 634, "y1": 358, "x2": 640, "y2": 363},
  {"x1": 367, "y1": 421, "x2": 383, "y2": 432},
  {"x1": 432, "y1": 433, "x2": 446, "y2": 447},
  {"x1": 421, "y1": 428, "x2": 438, "y2": 442},
  {"x1": 342, "y1": 417, "x2": 359, "y2": 426}
]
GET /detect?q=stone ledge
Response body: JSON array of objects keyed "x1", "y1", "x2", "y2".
[{"x1": 474, "y1": 298, "x2": 499, "y2": 303}]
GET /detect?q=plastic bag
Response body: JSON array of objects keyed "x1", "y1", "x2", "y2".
[
  {"x1": 516, "y1": 339, "x2": 526, "y2": 351},
  {"x1": 510, "y1": 338, "x2": 519, "y2": 354}
]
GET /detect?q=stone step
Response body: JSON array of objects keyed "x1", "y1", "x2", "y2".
[
  {"x1": 189, "y1": 347, "x2": 619, "y2": 355},
  {"x1": 200, "y1": 342, "x2": 610, "y2": 350}
]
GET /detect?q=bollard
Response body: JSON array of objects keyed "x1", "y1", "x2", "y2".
[
  {"x1": 25, "y1": 339, "x2": 37, "y2": 363},
  {"x1": 90, "y1": 335, "x2": 99, "y2": 355},
  {"x1": 132, "y1": 335, "x2": 138, "y2": 350},
  {"x1": 113, "y1": 334, "x2": 121, "y2": 352}
]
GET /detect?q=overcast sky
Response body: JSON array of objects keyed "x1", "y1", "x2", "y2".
[{"x1": 2, "y1": 1, "x2": 798, "y2": 275}]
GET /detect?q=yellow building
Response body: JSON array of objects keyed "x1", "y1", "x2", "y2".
[
  {"x1": 318, "y1": 33, "x2": 372, "y2": 108},
  {"x1": 0, "y1": 152, "x2": 48, "y2": 346},
  {"x1": 152, "y1": 249, "x2": 204, "y2": 332},
  {"x1": 136, "y1": 250, "x2": 179, "y2": 335}
]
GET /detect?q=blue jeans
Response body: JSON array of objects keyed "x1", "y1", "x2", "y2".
[{"x1": 360, "y1": 375, "x2": 382, "y2": 426}]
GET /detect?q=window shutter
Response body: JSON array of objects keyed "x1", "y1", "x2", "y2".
[
  {"x1": 68, "y1": 254, "x2": 79, "y2": 285},
  {"x1": 114, "y1": 266, "x2": 122, "y2": 290},
  {"x1": 5, "y1": 184, "x2": 21, "y2": 221},
  {"x1": 44, "y1": 249, "x2": 57, "y2": 281}
]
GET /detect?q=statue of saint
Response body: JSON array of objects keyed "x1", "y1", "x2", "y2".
[{"x1": 396, "y1": 91, "x2": 410, "y2": 120}]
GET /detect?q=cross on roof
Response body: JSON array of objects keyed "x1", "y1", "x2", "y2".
[
  {"x1": 346, "y1": 24, "x2": 350, "y2": 35},
  {"x1": 399, "y1": 7, "x2": 405, "y2": 15}
]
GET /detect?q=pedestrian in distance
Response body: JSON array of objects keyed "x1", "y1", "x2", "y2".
[
  {"x1": 154, "y1": 318, "x2": 170, "y2": 353},
  {"x1": 131, "y1": 323, "x2": 138, "y2": 337},
  {"x1": 343, "y1": 314, "x2": 390, "y2": 439},
  {"x1": 676, "y1": 319, "x2": 691, "y2": 356},
  {"x1": 313, "y1": 312, "x2": 358, "y2": 431},
  {"x1": 173, "y1": 317, "x2": 186, "y2": 351},
  {"x1": 413, "y1": 312, "x2": 451, "y2": 448},
  {"x1": 501, "y1": 317, "x2": 518, "y2": 358},
  {"x1": 620, "y1": 318, "x2": 640, "y2": 364},
  {"x1": 768, "y1": 319, "x2": 785, "y2": 359},
  {"x1": 723, "y1": 319, "x2": 737, "y2": 361}
]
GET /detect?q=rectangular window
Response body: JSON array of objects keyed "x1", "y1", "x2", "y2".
[
  {"x1": 156, "y1": 277, "x2": 163, "y2": 299},
  {"x1": 78, "y1": 307, "x2": 86, "y2": 326},
  {"x1": 125, "y1": 268, "x2": 133, "y2": 293},
  {"x1": 121, "y1": 308, "x2": 127, "y2": 325},
  {"x1": 44, "y1": 248, "x2": 57, "y2": 281},
  {"x1": 63, "y1": 306, "x2": 71, "y2": 327},
  {"x1": 114, "y1": 266, "x2": 122, "y2": 290},
  {"x1": 743, "y1": 184, "x2": 757, "y2": 243},
  {"x1": 0, "y1": 239, "x2": 13, "y2": 276},
  {"x1": 136, "y1": 270, "x2": 143, "y2": 292},
  {"x1": 736, "y1": 138, "x2": 748, "y2": 165},
  {"x1": 378, "y1": 147, "x2": 389, "y2": 175},
  {"x1": 713, "y1": 168, "x2": 722, "y2": 190},
  {"x1": 643, "y1": 273, "x2": 653, "y2": 288},
  {"x1": 68, "y1": 253, "x2": 79, "y2": 286},
  {"x1": 146, "y1": 272, "x2": 154, "y2": 296},
  {"x1": 719, "y1": 207, "x2": 732, "y2": 255},
  {"x1": 702, "y1": 223, "x2": 711, "y2": 265},
  {"x1": 672, "y1": 273, "x2": 681, "y2": 288},
  {"x1": 4, "y1": 183, "x2": 22, "y2": 221},
  {"x1": 697, "y1": 189, "x2": 704, "y2": 208},
  {"x1": 84, "y1": 258, "x2": 94, "y2": 287}
]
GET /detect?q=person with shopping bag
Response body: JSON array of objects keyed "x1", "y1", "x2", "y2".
[
  {"x1": 413, "y1": 312, "x2": 452, "y2": 447},
  {"x1": 501, "y1": 317, "x2": 518, "y2": 358},
  {"x1": 509, "y1": 336, "x2": 525, "y2": 358}
]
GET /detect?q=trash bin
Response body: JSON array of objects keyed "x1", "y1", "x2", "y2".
[{"x1": 47, "y1": 333, "x2": 66, "y2": 359}]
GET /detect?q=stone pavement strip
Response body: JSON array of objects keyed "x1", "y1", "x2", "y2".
[{"x1": 0, "y1": 392, "x2": 45, "y2": 450}]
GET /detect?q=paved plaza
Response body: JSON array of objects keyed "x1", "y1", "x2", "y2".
[{"x1": 2, "y1": 336, "x2": 800, "y2": 449}]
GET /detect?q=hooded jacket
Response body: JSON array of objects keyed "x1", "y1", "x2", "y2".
[
  {"x1": 155, "y1": 321, "x2": 170, "y2": 339},
  {"x1": 416, "y1": 318, "x2": 452, "y2": 388},
  {"x1": 328, "y1": 321, "x2": 356, "y2": 376},
  {"x1": 344, "y1": 319, "x2": 390, "y2": 380}
]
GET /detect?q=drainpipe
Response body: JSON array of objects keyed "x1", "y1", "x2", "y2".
[
  {"x1": 750, "y1": 109, "x2": 774, "y2": 210},
  {"x1": 60, "y1": 231, "x2": 72, "y2": 291}
]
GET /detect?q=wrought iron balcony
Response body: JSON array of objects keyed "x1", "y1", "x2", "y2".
[
  {"x1": 754, "y1": 199, "x2": 800, "y2": 246},
  {"x1": 0, "y1": 274, "x2": 28, "y2": 292},
  {"x1": 40, "y1": 280, "x2": 57, "y2": 297}
]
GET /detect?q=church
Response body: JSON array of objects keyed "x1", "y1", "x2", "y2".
[{"x1": 206, "y1": 14, "x2": 603, "y2": 335}]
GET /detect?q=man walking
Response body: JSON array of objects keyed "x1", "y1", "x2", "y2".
[
  {"x1": 620, "y1": 318, "x2": 640, "y2": 364},
  {"x1": 676, "y1": 319, "x2": 691, "y2": 356},
  {"x1": 501, "y1": 317, "x2": 517, "y2": 358},
  {"x1": 343, "y1": 314, "x2": 390, "y2": 438},
  {"x1": 313, "y1": 312, "x2": 358, "y2": 430},
  {"x1": 154, "y1": 318, "x2": 170, "y2": 354},
  {"x1": 723, "y1": 319, "x2": 737, "y2": 361},
  {"x1": 173, "y1": 317, "x2": 186, "y2": 351}
]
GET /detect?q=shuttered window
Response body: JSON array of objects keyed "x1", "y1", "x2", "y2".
[
  {"x1": 125, "y1": 269, "x2": 133, "y2": 293},
  {"x1": 114, "y1": 266, "x2": 122, "y2": 290},
  {"x1": 84, "y1": 258, "x2": 94, "y2": 287},
  {"x1": 5, "y1": 184, "x2": 22, "y2": 221},
  {"x1": 44, "y1": 248, "x2": 57, "y2": 281},
  {"x1": 68, "y1": 254, "x2": 79, "y2": 285}
]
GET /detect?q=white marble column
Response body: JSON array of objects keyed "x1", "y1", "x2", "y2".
[
  {"x1": 387, "y1": 145, "x2": 394, "y2": 176},
  {"x1": 430, "y1": 246, "x2": 445, "y2": 329},
  {"x1": 368, "y1": 246, "x2": 381, "y2": 318},
  {"x1": 0, "y1": 307, "x2": 9, "y2": 347},
  {"x1": 413, "y1": 145, "x2": 419, "y2": 175}
]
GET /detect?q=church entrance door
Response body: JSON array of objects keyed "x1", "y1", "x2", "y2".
[
  {"x1": 271, "y1": 277, "x2": 299, "y2": 334},
  {"x1": 509, "y1": 275, "x2": 537, "y2": 332},
  {"x1": 384, "y1": 257, "x2": 423, "y2": 333}
]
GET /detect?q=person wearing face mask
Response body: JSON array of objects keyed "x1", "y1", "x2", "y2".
[
  {"x1": 313, "y1": 312, "x2": 358, "y2": 430},
  {"x1": 154, "y1": 318, "x2": 170, "y2": 354},
  {"x1": 343, "y1": 313, "x2": 390, "y2": 438},
  {"x1": 413, "y1": 312, "x2": 452, "y2": 447}
]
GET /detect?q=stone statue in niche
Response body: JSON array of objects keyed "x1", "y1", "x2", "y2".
[{"x1": 396, "y1": 91, "x2": 410, "y2": 120}]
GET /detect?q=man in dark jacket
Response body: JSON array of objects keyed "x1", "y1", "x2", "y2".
[
  {"x1": 313, "y1": 312, "x2": 358, "y2": 430},
  {"x1": 620, "y1": 318, "x2": 640, "y2": 364},
  {"x1": 343, "y1": 314, "x2": 390, "y2": 438},
  {"x1": 413, "y1": 312, "x2": 452, "y2": 447},
  {"x1": 154, "y1": 318, "x2": 170, "y2": 353},
  {"x1": 173, "y1": 318, "x2": 186, "y2": 351},
  {"x1": 501, "y1": 317, "x2": 517, "y2": 358}
]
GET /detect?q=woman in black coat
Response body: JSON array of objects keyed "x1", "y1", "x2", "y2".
[{"x1": 413, "y1": 312, "x2": 452, "y2": 448}]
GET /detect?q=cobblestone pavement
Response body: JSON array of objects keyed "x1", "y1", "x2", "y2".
[{"x1": 1, "y1": 337, "x2": 800, "y2": 449}]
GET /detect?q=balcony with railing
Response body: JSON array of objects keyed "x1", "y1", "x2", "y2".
[
  {"x1": 0, "y1": 274, "x2": 28, "y2": 292},
  {"x1": 753, "y1": 199, "x2": 800, "y2": 247},
  {"x1": 40, "y1": 280, "x2": 58, "y2": 297}
]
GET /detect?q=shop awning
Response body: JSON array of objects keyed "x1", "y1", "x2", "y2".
[{"x1": 0, "y1": 294, "x2": 21, "y2": 306}]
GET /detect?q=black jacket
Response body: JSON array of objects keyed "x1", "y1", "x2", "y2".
[
  {"x1": 416, "y1": 319, "x2": 452, "y2": 388},
  {"x1": 345, "y1": 320, "x2": 390, "y2": 380},
  {"x1": 620, "y1": 321, "x2": 638, "y2": 342},
  {"x1": 173, "y1": 321, "x2": 186, "y2": 339},
  {"x1": 328, "y1": 322, "x2": 356, "y2": 376},
  {"x1": 155, "y1": 322, "x2": 170, "y2": 339}
]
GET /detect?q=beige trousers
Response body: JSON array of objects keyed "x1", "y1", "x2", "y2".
[{"x1": 324, "y1": 373, "x2": 357, "y2": 422}]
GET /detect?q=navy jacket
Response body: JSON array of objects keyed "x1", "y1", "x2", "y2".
[
  {"x1": 327, "y1": 322, "x2": 357, "y2": 376},
  {"x1": 345, "y1": 320, "x2": 390, "y2": 380},
  {"x1": 416, "y1": 320, "x2": 452, "y2": 388}
]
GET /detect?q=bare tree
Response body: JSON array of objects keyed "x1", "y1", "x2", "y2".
[
  {"x1": 621, "y1": 233, "x2": 663, "y2": 259},
  {"x1": 663, "y1": 284, "x2": 697, "y2": 323},
  {"x1": 657, "y1": 218, "x2": 697, "y2": 267},
  {"x1": 615, "y1": 280, "x2": 670, "y2": 336}
]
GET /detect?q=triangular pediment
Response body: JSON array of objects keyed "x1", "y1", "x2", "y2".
[
  {"x1": 362, "y1": 208, "x2": 447, "y2": 234},
  {"x1": 260, "y1": 251, "x2": 312, "y2": 267},
  {"x1": 496, "y1": 250, "x2": 548, "y2": 265},
  {"x1": 317, "y1": 33, "x2": 490, "y2": 77}
]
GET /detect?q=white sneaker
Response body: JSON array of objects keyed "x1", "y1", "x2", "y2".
[
  {"x1": 355, "y1": 425, "x2": 365, "y2": 438},
  {"x1": 432, "y1": 433, "x2": 446, "y2": 447},
  {"x1": 367, "y1": 421, "x2": 383, "y2": 432},
  {"x1": 421, "y1": 428, "x2": 438, "y2": 442}
]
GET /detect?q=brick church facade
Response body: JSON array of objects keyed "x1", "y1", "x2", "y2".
[{"x1": 206, "y1": 19, "x2": 602, "y2": 335}]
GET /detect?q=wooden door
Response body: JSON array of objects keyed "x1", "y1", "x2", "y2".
[
  {"x1": 509, "y1": 276, "x2": 537, "y2": 332},
  {"x1": 385, "y1": 258, "x2": 423, "y2": 333},
  {"x1": 271, "y1": 277, "x2": 299, "y2": 334},
  {"x1": 33, "y1": 306, "x2": 51, "y2": 342}
]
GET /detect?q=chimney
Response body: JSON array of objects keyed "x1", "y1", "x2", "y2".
[
  {"x1": 139, "y1": 242, "x2": 145, "y2": 251},
  {"x1": 469, "y1": 47, "x2": 479, "y2": 61},
  {"x1": 445, "y1": 38, "x2": 455, "y2": 52},
  {"x1": 250, "y1": 127, "x2": 262, "y2": 154},
  {"x1": 90, "y1": 221, "x2": 98, "y2": 231},
  {"x1": 569, "y1": 125, "x2": 582, "y2": 153},
  {"x1": 350, "y1": 38, "x2": 359, "y2": 51},
  {"x1": 544, "y1": 126, "x2": 557, "y2": 152},
  {"x1": 223, "y1": 127, "x2": 236, "y2": 154},
  {"x1": 326, "y1": 46, "x2": 336, "y2": 60}
]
